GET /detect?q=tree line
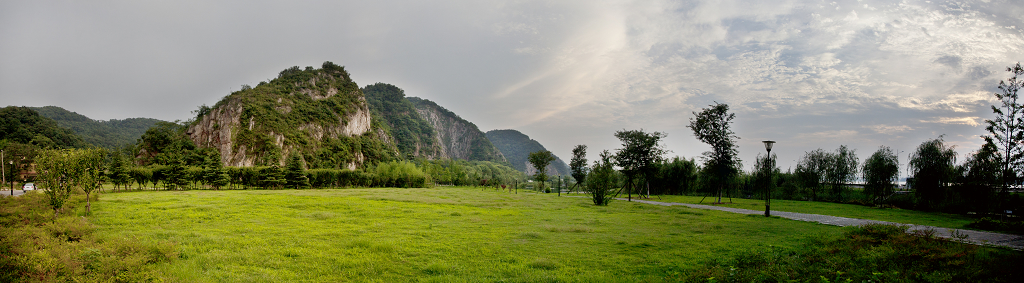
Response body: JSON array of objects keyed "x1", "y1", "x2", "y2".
[{"x1": 551, "y1": 63, "x2": 1024, "y2": 219}]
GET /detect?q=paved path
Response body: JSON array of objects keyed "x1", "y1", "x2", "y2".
[
  {"x1": 0, "y1": 190, "x2": 26, "y2": 197},
  {"x1": 620, "y1": 198, "x2": 1024, "y2": 250}
]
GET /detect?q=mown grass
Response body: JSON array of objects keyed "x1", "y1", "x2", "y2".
[
  {"x1": 90, "y1": 187, "x2": 846, "y2": 282},
  {"x1": 637, "y1": 194, "x2": 976, "y2": 230}
]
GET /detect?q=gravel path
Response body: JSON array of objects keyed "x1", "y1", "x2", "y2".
[{"x1": 621, "y1": 198, "x2": 1024, "y2": 250}]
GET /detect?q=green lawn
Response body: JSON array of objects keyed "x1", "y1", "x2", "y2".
[
  {"x1": 623, "y1": 194, "x2": 976, "y2": 230},
  {"x1": 90, "y1": 187, "x2": 845, "y2": 282}
]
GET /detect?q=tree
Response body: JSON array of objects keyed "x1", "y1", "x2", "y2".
[
  {"x1": 752, "y1": 153, "x2": 778, "y2": 200},
  {"x1": 528, "y1": 150, "x2": 556, "y2": 193},
  {"x1": 163, "y1": 154, "x2": 188, "y2": 190},
  {"x1": 958, "y1": 138, "x2": 1001, "y2": 212},
  {"x1": 985, "y1": 62, "x2": 1024, "y2": 193},
  {"x1": 909, "y1": 137, "x2": 958, "y2": 210},
  {"x1": 862, "y1": 146, "x2": 899, "y2": 204},
  {"x1": 569, "y1": 145, "x2": 588, "y2": 194},
  {"x1": 77, "y1": 149, "x2": 105, "y2": 214},
  {"x1": 688, "y1": 102, "x2": 740, "y2": 203},
  {"x1": 36, "y1": 149, "x2": 79, "y2": 218},
  {"x1": 108, "y1": 150, "x2": 130, "y2": 191},
  {"x1": 203, "y1": 152, "x2": 230, "y2": 190},
  {"x1": 261, "y1": 165, "x2": 286, "y2": 189},
  {"x1": 614, "y1": 129, "x2": 667, "y2": 200},
  {"x1": 586, "y1": 150, "x2": 618, "y2": 206},
  {"x1": 285, "y1": 154, "x2": 311, "y2": 189},
  {"x1": 652, "y1": 156, "x2": 699, "y2": 195},
  {"x1": 825, "y1": 145, "x2": 859, "y2": 201}
]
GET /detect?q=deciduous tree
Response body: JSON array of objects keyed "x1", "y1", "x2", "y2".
[
  {"x1": 862, "y1": 146, "x2": 899, "y2": 204},
  {"x1": 78, "y1": 149, "x2": 105, "y2": 214},
  {"x1": 569, "y1": 145, "x2": 588, "y2": 194},
  {"x1": 688, "y1": 102, "x2": 740, "y2": 203},
  {"x1": 585, "y1": 150, "x2": 618, "y2": 206},
  {"x1": 37, "y1": 149, "x2": 79, "y2": 218},
  {"x1": 985, "y1": 62, "x2": 1024, "y2": 192},
  {"x1": 910, "y1": 137, "x2": 958, "y2": 210},
  {"x1": 826, "y1": 145, "x2": 859, "y2": 201},
  {"x1": 614, "y1": 129, "x2": 667, "y2": 200},
  {"x1": 528, "y1": 151, "x2": 556, "y2": 192}
]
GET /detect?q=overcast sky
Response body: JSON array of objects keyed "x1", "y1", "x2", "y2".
[{"x1": 2, "y1": 0, "x2": 1023, "y2": 173}]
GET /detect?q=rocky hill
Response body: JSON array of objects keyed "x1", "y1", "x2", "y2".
[
  {"x1": 186, "y1": 62, "x2": 396, "y2": 169},
  {"x1": 31, "y1": 106, "x2": 162, "y2": 149},
  {"x1": 485, "y1": 129, "x2": 570, "y2": 176},
  {"x1": 407, "y1": 97, "x2": 506, "y2": 163},
  {"x1": 363, "y1": 83, "x2": 441, "y2": 160}
]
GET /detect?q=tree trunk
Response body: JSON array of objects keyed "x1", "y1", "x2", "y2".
[{"x1": 86, "y1": 192, "x2": 92, "y2": 214}]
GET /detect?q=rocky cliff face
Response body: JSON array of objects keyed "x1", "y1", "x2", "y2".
[
  {"x1": 186, "y1": 97, "x2": 372, "y2": 167},
  {"x1": 408, "y1": 97, "x2": 505, "y2": 162},
  {"x1": 185, "y1": 62, "x2": 393, "y2": 169}
]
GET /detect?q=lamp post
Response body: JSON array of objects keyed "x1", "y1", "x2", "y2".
[{"x1": 762, "y1": 141, "x2": 775, "y2": 217}]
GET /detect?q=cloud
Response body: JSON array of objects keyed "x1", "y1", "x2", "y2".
[
  {"x1": 0, "y1": 0, "x2": 1021, "y2": 170},
  {"x1": 921, "y1": 116, "x2": 983, "y2": 127}
]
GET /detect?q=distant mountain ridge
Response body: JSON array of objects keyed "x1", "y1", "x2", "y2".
[
  {"x1": 31, "y1": 106, "x2": 163, "y2": 149},
  {"x1": 485, "y1": 129, "x2": 570, "y2": 176}
]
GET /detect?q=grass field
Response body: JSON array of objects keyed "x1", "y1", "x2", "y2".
[
  {"x1": 89, "y1": 187, "x2": 846, "y2": 282},
  {"x1": 624, "y1": 194, "x2": 977, "y2": 230}
]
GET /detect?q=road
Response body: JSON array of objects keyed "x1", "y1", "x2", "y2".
[
  {"x1": 0, "y1": 190, "x2": 28, "y2": 197},
  {"x1": 622, "y1": 198, "x2": 1024, "y2": 250}
]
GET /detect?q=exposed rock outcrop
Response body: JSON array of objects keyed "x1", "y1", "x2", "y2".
[
  {"x1": 185, "y1": 62, "x2": 392, "y2": 168},
  {"x1": 407, "y1": 97, "x2": 505, "y2": 162}
]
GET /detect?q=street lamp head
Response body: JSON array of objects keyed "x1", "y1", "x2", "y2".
[{"x1": 762, "y1": 140, "x2": 775, "y2": 151}]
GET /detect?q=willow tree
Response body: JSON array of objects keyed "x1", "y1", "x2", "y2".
[{"x1": 862, "y1": 146, "x2": 899, "y2": 204}]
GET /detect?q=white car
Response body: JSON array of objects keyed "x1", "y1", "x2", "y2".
[{"x1": 22, "y1": 183, "x2": 35, "y2": 191}]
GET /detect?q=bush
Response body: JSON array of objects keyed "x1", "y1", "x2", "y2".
[{"x1": 372, "y1": 161, "x2": 430, "y2": 188}]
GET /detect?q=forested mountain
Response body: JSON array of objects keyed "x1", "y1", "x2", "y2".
[
  {"x1": 0, "y1": 106, "x2": 90, "y2": 149},
  {"x1": 186, "y1": 62, "x2": 396, "y2": 168},
  {"x1": 407, "y1": 97, "x2": 506, "y2": 163},
  {"x1": 485, "y1": 129, "x2": 570, "y2": 176},
  {"x1": 363, "y1": 83, "x2": 441, "y2": 159},
  {"x1": 31, "y1": 106, "x2": 162, "y2": 149}
]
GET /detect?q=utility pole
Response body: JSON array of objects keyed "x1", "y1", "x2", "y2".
[{"x1": 2, "y1": 149, "x2": 6, "y2": 196}]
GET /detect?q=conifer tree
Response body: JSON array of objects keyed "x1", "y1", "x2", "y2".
[{"x1": 285, "y1": 154, "x2": 310, "y2": 189}]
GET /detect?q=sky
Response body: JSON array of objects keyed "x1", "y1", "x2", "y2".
[{"x1": 2, "y1": 0, "x2": 1023, "y2": 174}]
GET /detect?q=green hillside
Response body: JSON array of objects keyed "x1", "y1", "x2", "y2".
[
  {"x1": 484, "y1": 129, "x2": 570, "y2": 175},
  {"x1": 363, "y1": 83, "x2": 440, "y2": 159},
  {"x1": 32, "y1": 106, "x2": 162, "y2": 149},
  {"x1": 0, "y1": 106, "x2": 89, "y2": 149}
]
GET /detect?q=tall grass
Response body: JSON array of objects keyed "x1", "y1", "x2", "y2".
[{"x1": 0, "y1": 192, "x2": 177, "y2": 282}]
